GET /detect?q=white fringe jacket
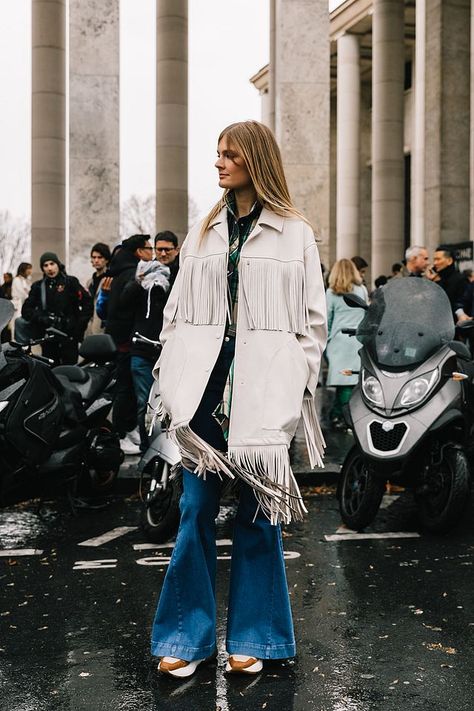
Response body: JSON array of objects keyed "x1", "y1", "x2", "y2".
[{"x1": 153, "y1": 206, "x2": 328, "y2": 524}]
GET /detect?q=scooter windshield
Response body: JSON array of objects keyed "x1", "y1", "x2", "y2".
[
  {"x1": 356, "y1": 278, "x2": 455, "y2": 368},
  {"x1": 0, "y1": 299, "x2": 14, "y2": 332}
]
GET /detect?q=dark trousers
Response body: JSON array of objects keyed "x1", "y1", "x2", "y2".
[
  {"x1": 113, "y1": 350, "x2": 137, "y2": 437},
  {"x1": 130, "y1": 355, "x2": 155, "y2": 452}
]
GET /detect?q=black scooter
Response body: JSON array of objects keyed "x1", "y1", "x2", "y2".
[
  {"x1": 0, "y1": 299, "x2": 123, "y2": 506},
  {"x1": 337, "y1": 278, "x2": 473, "y2": 533}
]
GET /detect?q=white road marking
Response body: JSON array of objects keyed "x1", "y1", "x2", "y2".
[
  {"x1": 133, "y1": 538, "x2": 233, "y2": 551},
  {"x1": 73, "y1": 559, "x2": 118, "y2": 570},
  {"x1": 325, "y1": 532, "x2": 420, "y2": 542},
  {"x1": 136, "y1": 550, "x2": 300, "y2": 566},
  {"x1": 78, "y1": 527, "x2": 138, "y2": 547},
  {"x1": 0, "y1": 548, "x2": 44, "y2": 557}
]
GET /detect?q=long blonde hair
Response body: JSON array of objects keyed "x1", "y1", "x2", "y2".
[
  {"x1": 200, "y1": 120, "x2": 310, "y2": 238},
  {"x1": 328, "y1": 259, "x2": 362, "y2": 295}
]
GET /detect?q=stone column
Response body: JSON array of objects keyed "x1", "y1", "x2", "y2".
[
  {"x1": 268, "y1": 0, "x2": 276, "y2": 132},
  {"x1": 156, "y1": 0, "x2": 188, "y2": 242},
  {"x1": 336, "y1": 33, "x2": 360, "y2": 260},
  {"x1": 425, "y1": 0, "x2": 470, "y2": 252},
  {"x1": 470, "y1": 0, "x2": 474, "y2": 243},
  {"x1": 69, "y1": 0, "x2": 120, "y2": 284},
  {"x1": 412, "y1": 0, "x2": 425, "y2": 246},
  {"x1": 371, "y1": 0, "x2": 405, "y2": 278},
  {"x1": 31, "y1": 0, "x2": 66, "y2": 277},
  {"x1": 274, "y1": 0, "x2": 330, "y2": 266}
]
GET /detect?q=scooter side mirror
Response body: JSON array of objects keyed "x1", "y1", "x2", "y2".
[
  {"x1": 343, "y1": 293, "x2": 369, "y2": 310},
  {"x1": 448, "y1": 341, "x2": 471, "y2": 360}
]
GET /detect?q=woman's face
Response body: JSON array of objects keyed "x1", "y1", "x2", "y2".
[
  {"x1": 215, "y1": 136, "x2": 252, "y2": 192},
  {"x1": 26, "y1": 267, "x2": 32, "y2": 278}
]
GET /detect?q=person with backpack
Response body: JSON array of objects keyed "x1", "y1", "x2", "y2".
[{"x1": 21, "y1": 252, "x2": 92, "y2": 365}]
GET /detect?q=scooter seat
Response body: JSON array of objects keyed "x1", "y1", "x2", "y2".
[{"x1": 53, "y1": 365, "x2": 89, "y2": 384}]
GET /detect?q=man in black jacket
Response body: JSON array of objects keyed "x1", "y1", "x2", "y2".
[
  {"x1": 22, "y1": 252, "x2": 92, "y2": 364},
  {"x1": 105, "y1": 234, "x2": 154, "y2": 454},
  {"x1": 126, "y1": 231, "x2": 180, "y2": 452},
  {"x1": 426, "y1": 248, "x2": 468, "y2": 318}
]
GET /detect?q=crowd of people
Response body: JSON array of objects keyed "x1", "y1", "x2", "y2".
[
  {"x1": 1, "y1": 237, "x2": 473, "y2": 444},
  {"x1": 324, "y1": 245, "x2": 473, "y2": 430},
  {"x1": 0, "y1": 232, "x2": 180, "y2": 456}
]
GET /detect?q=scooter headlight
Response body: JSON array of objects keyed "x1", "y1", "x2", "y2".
[
  {"x1": 361, "y1": 370, "x2": 384, "y2": 406},
  {"x1": 396, "y1": 369, "x2": 438, "y2": 408}
]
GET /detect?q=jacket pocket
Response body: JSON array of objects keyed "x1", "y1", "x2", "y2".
[
  {"x1": 158, "y1": 334, "x2": 187, "y2": 415},
  {"x1": 262, "y1": 336, "x2": 309, "y2": 435}
]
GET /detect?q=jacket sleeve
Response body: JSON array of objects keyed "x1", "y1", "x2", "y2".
[
  {"x1": 298, "y1": 234, "x2": 328, "y2": 396},
  {"x1": 159, "y1": 268, "x2": 181, "y2": 350},
  {"x1": 120, "y1": 278, "x2": 141, "y2": 308},
  {"x1": 21, "y1": 282, "x2": 43, "y2": 322}
]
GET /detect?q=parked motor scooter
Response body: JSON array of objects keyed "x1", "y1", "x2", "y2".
[
  {"x1": 337, "y1": 277, "x2": 473, "y2": 533},
  {"x1": 132, "y1": 332, "x2": 182, "y2": 542},
  {"x1": 0, "y1": 300, "x2": 123, "y2": 505}
]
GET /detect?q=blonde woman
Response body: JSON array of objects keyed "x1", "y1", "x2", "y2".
[
  {"x1": 151, "y1": 120, "x2": 327, "y2": 678},
  {"x1": 326, "y1": 259, "x2": 368, "y2": 429}
]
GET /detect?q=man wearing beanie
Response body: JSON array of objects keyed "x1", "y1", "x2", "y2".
[{"x1": 22, "y1": 252, "x2": 92, "y2": 365}]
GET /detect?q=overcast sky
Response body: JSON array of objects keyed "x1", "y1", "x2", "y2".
[{"x1": 0, "y1": 0, "x2": 269, "y2": 223}]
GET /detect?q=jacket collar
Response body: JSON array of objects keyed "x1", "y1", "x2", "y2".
[{"x1": 210, "y1": 205, "x2": 285, "y2": 243}]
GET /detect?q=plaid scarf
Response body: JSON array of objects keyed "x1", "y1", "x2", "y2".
[{"x1": 225, "y1": 191, "x2": 262, "y2": 336}]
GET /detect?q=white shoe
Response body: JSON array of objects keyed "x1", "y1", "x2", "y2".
[
  {"x1": 225, "y1": 655, "x2": 263, "y2": 674},
  {"x1": 119, "y1": 433, "x2": 140, "y2": 456},
  {"x1": 158, "y1": 656, "x2": 208, "y2": 678},
  {"x1": 127, "y1": 427, "x2": 141, "y2": 446}
]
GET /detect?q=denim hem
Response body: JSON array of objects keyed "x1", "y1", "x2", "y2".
[
  {"x1": 151, "y1": 640, "x2": 217, "y2": 662},
  {"x1": 226, "y1": 639, "x2": 296, "y2": 660}
]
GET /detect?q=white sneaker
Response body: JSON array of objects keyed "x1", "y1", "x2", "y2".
[
  {"x1": 119, "y1": 433, "x2": 141, "y2": 456},
  {"x1": 127, "y1": 427, "x2": 141, "y2": 446},
  {"x1": 225, "y1": 655, "x2": 263, "y2": 674},
  {"x1": 158, "y1": 656, "x2": 208, "y2": 678}
]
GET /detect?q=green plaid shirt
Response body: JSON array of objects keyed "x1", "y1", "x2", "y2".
[{"x1": 225, "y1": 191, "x2": 262, "y2": 336}]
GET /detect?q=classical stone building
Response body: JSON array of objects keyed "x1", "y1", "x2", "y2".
[
  {"x1": 31, "y1": 0, "x2": 331, "y2": 282},
  {"x1": 252, "y1": 0, "x2": 474, "y2": 280},
  {"x1": 32, "y1": 0, "x2": 188, "y2": 282},
  {"x1": 31, "y1": 0, "x2": 188, "y2": 282}
]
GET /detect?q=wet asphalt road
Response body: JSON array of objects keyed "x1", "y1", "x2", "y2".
[{"x1": 1, "y1": 457, "x2": 473, "y2": 711}]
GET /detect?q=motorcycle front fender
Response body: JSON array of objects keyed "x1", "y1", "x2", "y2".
[{"x1": 137, "y1": 432, "x2": 181, "y2": 473}]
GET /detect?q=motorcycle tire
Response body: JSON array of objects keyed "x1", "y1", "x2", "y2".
[
  {"x1": 416, "y1": 446, "x2": 471, "y2": 533},
  {"x1": 338, "y1": 446, "x2": 385, "y2": 531},
  {"x1": 140, "y1": 459, "x2": 182, "y2": 543},
  {"x1": 82, "y1": 421, "x2": 121, "y2": 494}
]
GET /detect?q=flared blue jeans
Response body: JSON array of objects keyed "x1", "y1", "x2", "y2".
[{"x1": 150, "y1": 337, "x2": 296, "y2": 661}]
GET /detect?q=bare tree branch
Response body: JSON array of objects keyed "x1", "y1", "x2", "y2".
[
  {"x1": 0, "y1": 210, "x2": 31, "y2": 275},
  {"x1": 120, "y1": 193, "x2": 202, "y2": 241}
]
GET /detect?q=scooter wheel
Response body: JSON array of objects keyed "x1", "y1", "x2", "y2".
[
  {"x1": 416, "y1": 446, "x2": 471, "y2": 533},
  {"x1": 339, "y1": 446, "x2": 385, "y2": 531},
  {"x1": 140, "y1": 460, "x2": 182, "y2": 543}
]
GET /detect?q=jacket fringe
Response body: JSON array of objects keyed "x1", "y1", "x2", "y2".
[
  {"x1": 302, "y1": 396, "x2": 326, "y2": 469},
  {"x1": 165, "y1": 423, "x2": 306, "y2": 525},
  {"x1": 228, "y1": 445, "x2": 308, "y2": 525},
  {"x1": 240, "y1": 258, "x2": 307, "y2": 334},
  {"x1": 179, "y1": 254, "x2": 229, "y2": 325}
]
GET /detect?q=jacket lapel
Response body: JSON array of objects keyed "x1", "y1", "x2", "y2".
[
  {"x1": 244, "y1": 207, "x2": 285, "y2": 246},
  {"x1": 209, "y1": 207, "x2": 228, "y2": 244}
]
